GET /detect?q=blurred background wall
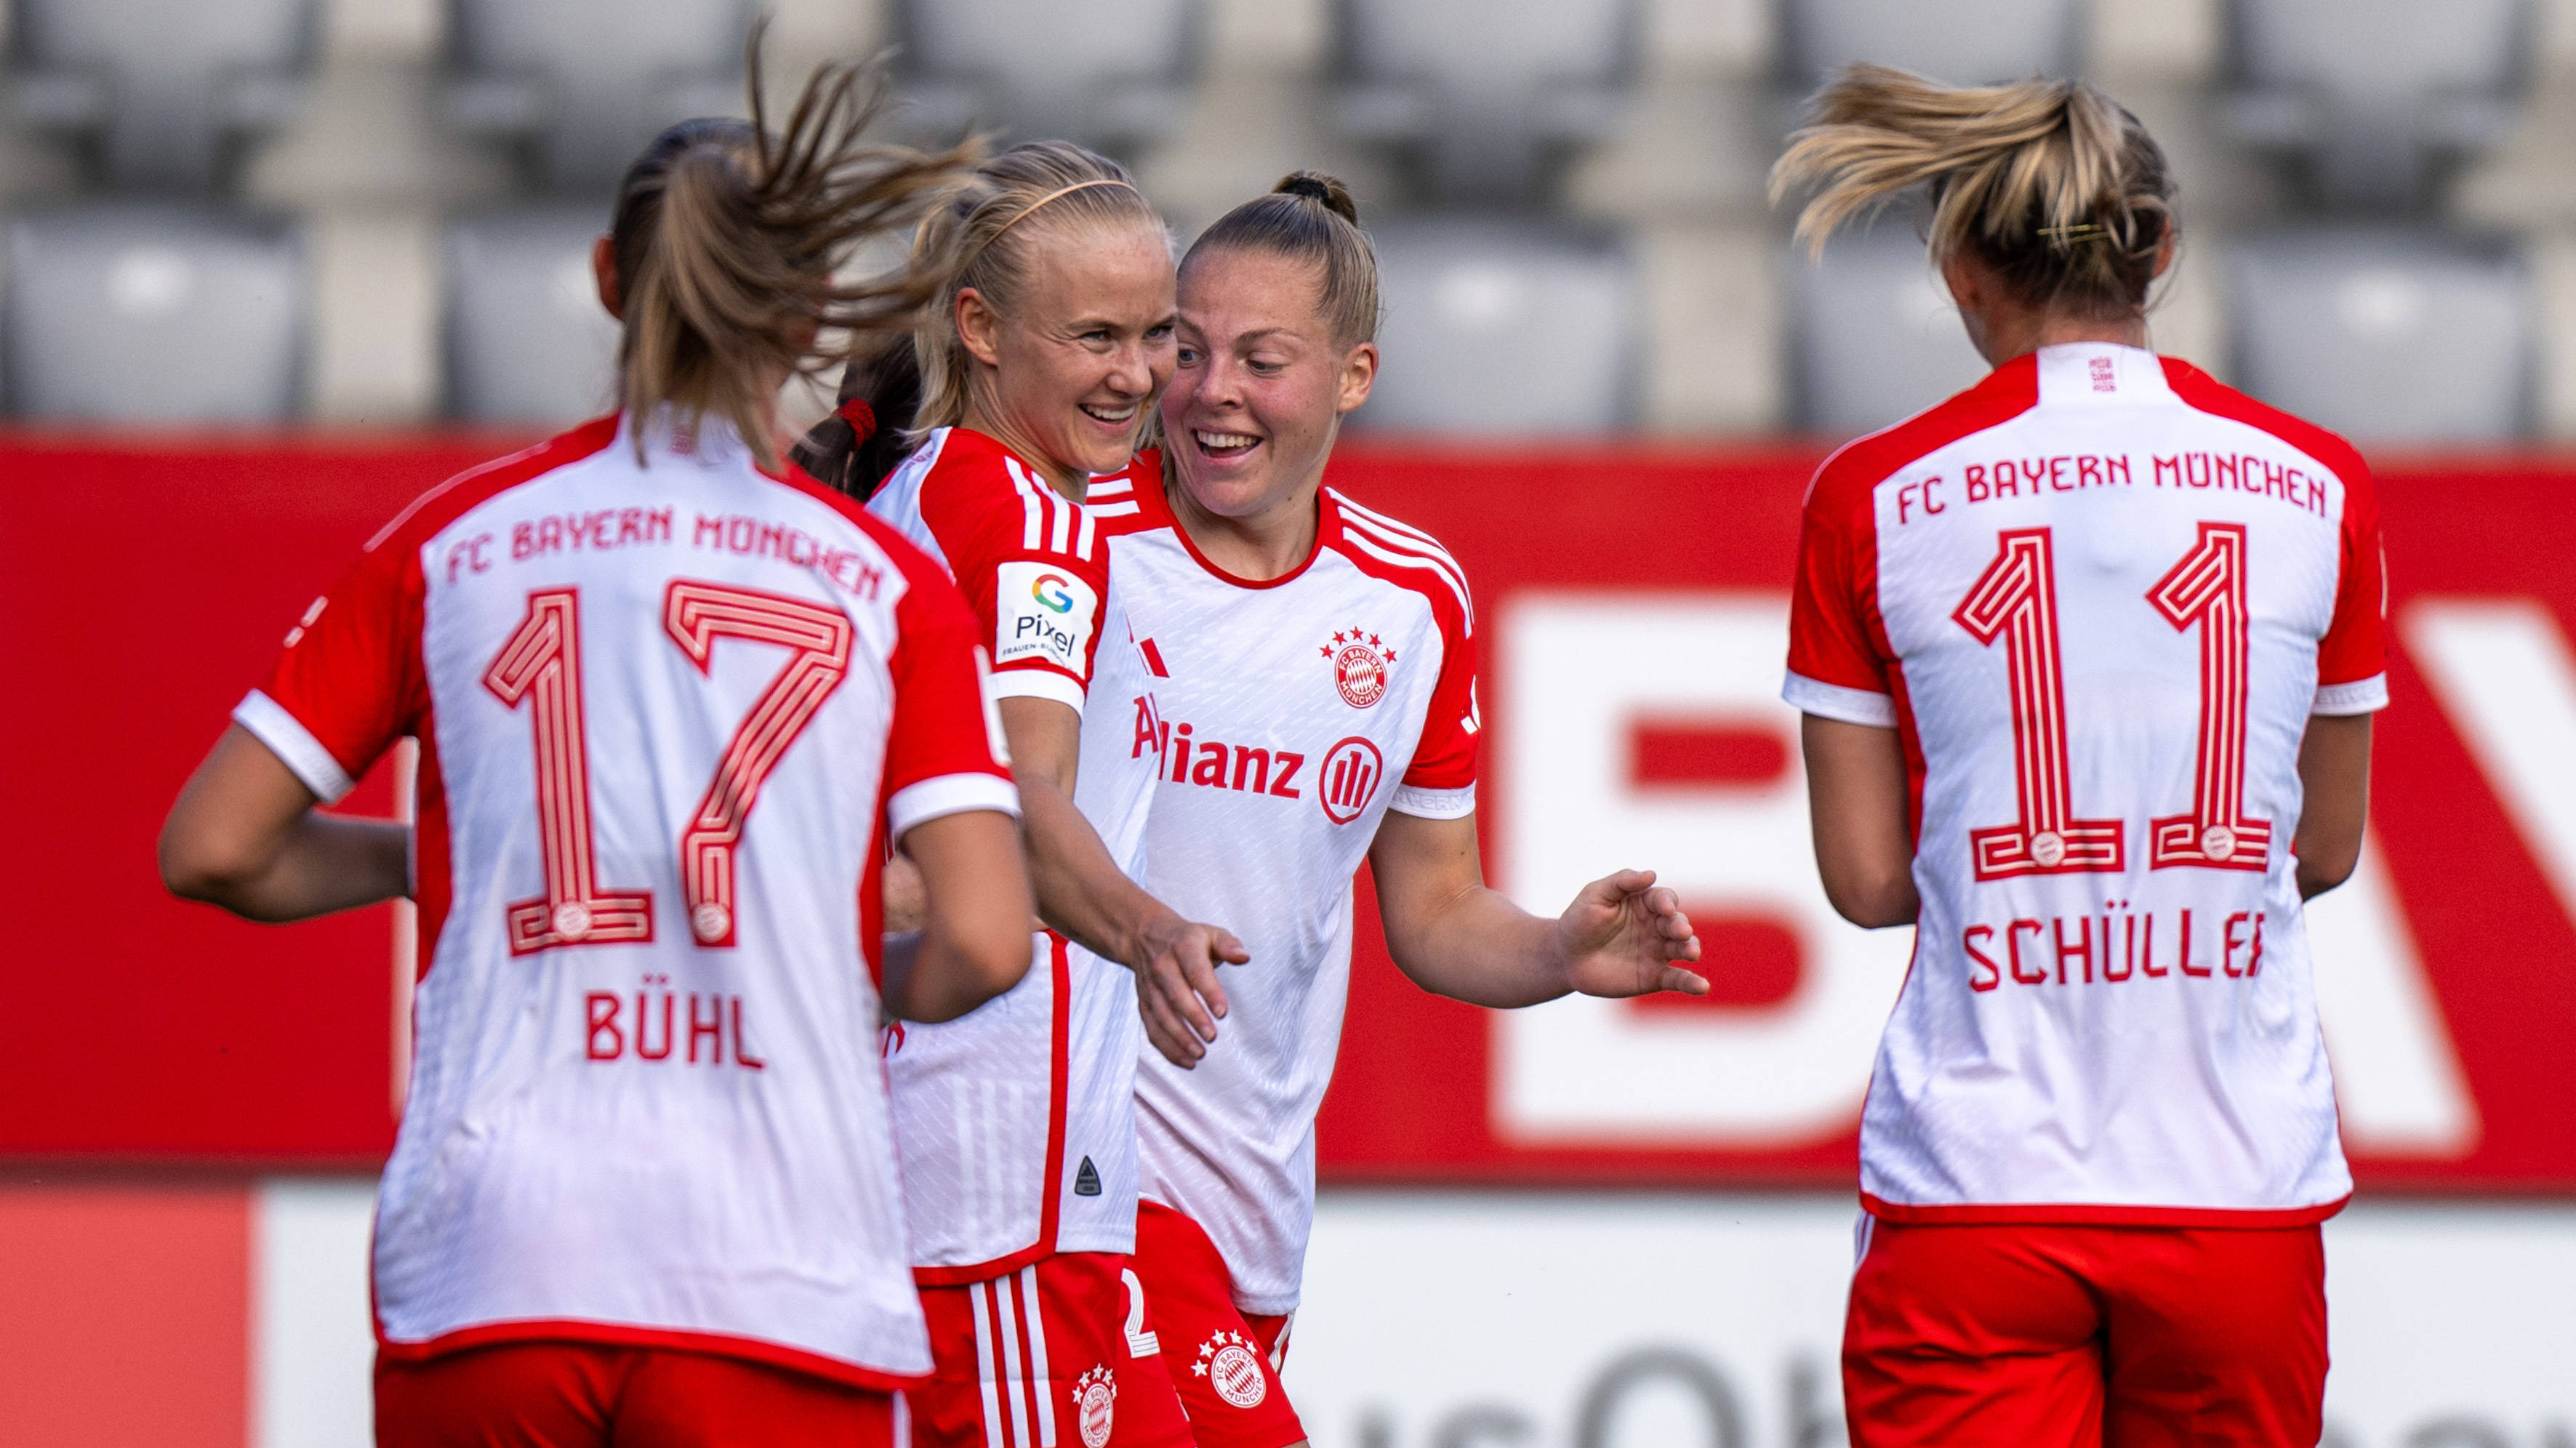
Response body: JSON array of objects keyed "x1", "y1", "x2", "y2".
[{"x1": 3, "y1": 0, "x2": 2575, "y2": 442}]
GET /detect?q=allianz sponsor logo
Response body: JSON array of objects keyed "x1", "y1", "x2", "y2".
[{"x1": 1133, "y1": 698, "x2": 1387, "y2": 825}]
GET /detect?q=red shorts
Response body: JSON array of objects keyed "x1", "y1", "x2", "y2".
[
  {"x1": 916, "y1": 1252, "x2": 1192, "y2": 1448},
  {"x1": 1119, "y1": 1201, "x2": 1303, "y2": 1448},
  {"x1": 1842, "y1": 1216, "x2": 2328, "y2": 1448},
  {"x1": 373, "y1": 1340, "x2": 902, "y2": 1447}
]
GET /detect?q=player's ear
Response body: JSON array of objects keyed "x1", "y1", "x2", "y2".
[
  {"x1": 956, "y1": 289, "x2": 1005, "y2": 369},
  {"x1": 590, "y1": 234, "x2": 622, "y2": 321},
  {"x1": 1336, "y1": 340, "x2": 1377, "y2": 416}
]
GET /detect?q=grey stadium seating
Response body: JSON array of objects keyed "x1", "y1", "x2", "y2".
[
  {"x1": 444, "y1": 208, "x2": 623, "y2": 425},
  {"x1": 2229, "y1": 0, "x2": 2524, "y2": 210},
  {"x1": 6, "y1": 0, "x2": 316, "y2": 190},
  {"x1": 891, "y1": 0, "x2": 1197, "y2": 149},
  {"x1": 446, "y1": 0, "x2": 751, "y2": 193},
  {"x1": 2, "y1": 206, "x2": 305, "y2": 423},
  {"x1": 1791, "y1": 226, "x2": 1991, "y2": 438},
  {"x1": 1352, "y1": 221, "x2": 1636, "y2": 435},
  {"x1": 2229, "y1": 230, "x2": 2530, "y2": 443},
  {"x1": 1783, "y1": 0, "x2": 2078, "y2": 89},
  {"x1": 1336, "y1": 0, "x2": 1632, "y2": 204}
]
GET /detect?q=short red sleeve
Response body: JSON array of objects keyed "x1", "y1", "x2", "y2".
[
  {"x1": 916, "y1": 439, "x2": 1115, "y2": 716},
  {"x1": 2314, "y1": 459, "x2": 2388, "y2": 712},
  {"x1": 1784, "y1": 467, "x2": 1898, "y2": 728},
  {"x1": 235, "y1": 540, "x2": 426, "y2": 801},
  {"x1": 883, "y1": 548, "x2": 1020, "y2": 840},
  {"x1": 1399, "y1": 603, "x2": 1479, "y2": 800}
]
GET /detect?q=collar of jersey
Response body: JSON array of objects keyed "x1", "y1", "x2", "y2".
[{"x1": 1147, "y1": 475, "x2": 1333, "y2": 591}]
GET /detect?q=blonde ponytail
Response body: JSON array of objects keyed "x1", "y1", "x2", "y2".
[
  {"x1": 1770, "y1": 64, "x2": 2175, "y2": 317},
  {"x1": 611, "y1": 31, "x2": 979, "y2": 468}
]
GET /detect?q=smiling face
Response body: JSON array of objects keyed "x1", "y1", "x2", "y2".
[
  {"x1": 1163, "y1": 246, "x2": 1376, "y2": 528},
  {"x1": 958, "y1": 218, "x2": 1176, "y2": 486}
]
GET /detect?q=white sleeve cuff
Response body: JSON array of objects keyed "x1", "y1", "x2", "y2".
[
  {"x1": 888, "y1": 771, "x2": 1022, "y2": 840},
  {"x1": 1389, "y1": 784, "x2": 1477, "y2": 819},
  {"x1": 233, "y1": 689, "x2": 356, "y2": 803},
  {"x1": 1783, "y1": 671, "x2": 1898, "y2": 728},
  {"x1": 2314, "y1": 674, "x2": 2390, "y2": 717},
  {"x1": 988, "y1": 668, "x2": 1088, "y2": 716}
]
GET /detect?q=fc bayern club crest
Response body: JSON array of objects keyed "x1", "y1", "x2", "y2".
[
  {"x1": 1072, "y1": 1364, "x2": 1117, "y2": 1448},
  {"x1": 1192, "y1": 1330, "x2": 1269, "y2": 1409},
  {"x1": 1322, "y1": 627, "x2": 1395, "y2": 709}
]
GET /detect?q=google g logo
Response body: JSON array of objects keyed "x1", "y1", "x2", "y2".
[{"x1": 1032, "y1": 572, "x2": 1076, "y2": 614}]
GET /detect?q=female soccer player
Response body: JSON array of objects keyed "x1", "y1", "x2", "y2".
[
  {"x1": 1773, "y1": 66, "x2": 2382, "y2": 1448},
  {"x1": 157, "y1": 64, "x2": 1030, "y2": 1447},
  {"x1": 1109, "y1": 173, "x2": 1709, "y2": 1448},
  {"x1": 855, "y1": 141, "x2": 1234, "y2": 1448}
]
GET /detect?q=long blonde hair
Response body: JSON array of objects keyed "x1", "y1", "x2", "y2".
[
  {"x1": 610, "y1": 35, "x2": 977, "y2": 467},
  {"x1": 1770, "y1": 64, "x2": 2175, "y2": 317},
  {"x1": 907, "y1": 141, "x2": 1168, "y2": 441}
]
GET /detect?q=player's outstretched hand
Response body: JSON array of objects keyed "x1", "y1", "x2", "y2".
[
  {"x1": 1555, "y1": 869, "x2": 1706, "y2": 999},
  {"x1": 1133, "y1": 913, "x2": 1248, "y2": 1069}
]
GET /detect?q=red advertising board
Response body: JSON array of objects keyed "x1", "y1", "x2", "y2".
[{"x1": 7, "y1": 435, "x2": 2575, "y2": 1190}]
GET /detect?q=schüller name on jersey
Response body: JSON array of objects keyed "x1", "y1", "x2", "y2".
[{"x1": 1961, "y1": 905, "x2": 2268, "y2": 991}]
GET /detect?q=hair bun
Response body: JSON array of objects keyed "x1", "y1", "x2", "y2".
[{"x1": 1273, "y1": 170, "x2": 1360, "y2": 225}]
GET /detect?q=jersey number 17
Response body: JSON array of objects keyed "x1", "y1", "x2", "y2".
[{"x1": 481, "y1": 581, "x2": 854, "y2": 952}]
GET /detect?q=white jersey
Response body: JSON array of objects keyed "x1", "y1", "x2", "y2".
[
  {"x1": 1784, "y1": 343, "x2": 2388, "y2": 1225},
  {"x1": 867, "y1": 428, "x2": 1163, "y2": 1276},
  {"x1": 1114, "y1": 479, "x2": 1481, "y2": 1315},
  {"x1": 234, "y1": 412, "x2": 1017, "y2": 1385}
]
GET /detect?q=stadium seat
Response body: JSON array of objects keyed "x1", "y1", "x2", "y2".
[
  {"x1": 2230, "y1": 230, "x2": 2529, "y2": 443},
  {"x1": 6, "y1": 0, "x2": 314, "y2": 190},
  {"x1": 1352, "y1": 221, "x2": 1635, "y2": 434},
  {"x1": 891, "y1": 0, "x2": 1196, "y2": 148},
  {"x1": 1791, "y1": 226, "x2": 1991, "y2": 438},
  {"x1": 446, "y1": 0, "x2": 750, "y2": 193},
  {"x1": 1783, "y1": 0, "x2": 2078, "y2": 88},
  {"x1": 1, "y1": 206, "x2": 305, "y2": 423},
  {"x1": 1336, "y1": 0, "x2": 1631, "y2": 204},
  {"x1": 444, "y1": 209, "x2": 625, "y2": 426},
  {"x1": 2228, "y1": 0, "x2": 2522, "y2": 209}
]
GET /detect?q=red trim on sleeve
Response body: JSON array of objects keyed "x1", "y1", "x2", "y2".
[
  {"x1": 881, "y1": 541, "x2": 1016, "y2": 811},
  {"x1": 1788, "y1": 358, "x2": 2044, "y2": 702},
  {"x1": 907, "y1": 430, "x2": 1115, "y2": 697},
  {"x1": 1320, "y1": 491, "x2": 1480, "y2": 793},
  {"x1": 2161, "y1": 360, "x2": 2387, "y2": 688},
  {"x1": 259, "y1": 416, "x2": 623, "y2": 792}
]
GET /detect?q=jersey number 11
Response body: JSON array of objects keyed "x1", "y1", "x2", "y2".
[{"x1": 1952, "y1": 522, "x2": 2271, "y2": 881}]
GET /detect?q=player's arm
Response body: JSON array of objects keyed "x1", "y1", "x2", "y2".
[
  {"x1": 2294, "y1": 713, "x2": 2371, "y2": 899},
  {"x1": 886, "y1": 806, "x2": 1035, "y2": 1021},
  {"x1": 159, "y1": 725, "x2": 411, "y2": 922},
  {"x1": 1368, "y1": 808, "x2": 1705, "y2": 1007},
  {"x1": 999, "y1": 694, "x2": 1248, "y2": 1066},
  {"x1": 1799, "y1": 715, "x2": 1919, "y2": 928}
]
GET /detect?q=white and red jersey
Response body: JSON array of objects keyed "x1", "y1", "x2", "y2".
[
  {"x1": 867, "y1": 427, "x2": 1163, "y2": 1277},
  {"x1": 1114, "y1": 479, "x2": 1480, "y2": 1316},
  {"x1": 1784, "y1": 343, "x2": 2388, "y2": 1226},
  {"x1": 233, "y1": 411, "x2": 1017, "y2": 1386}
]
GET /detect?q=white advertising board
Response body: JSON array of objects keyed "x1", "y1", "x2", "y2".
[{"x1": 1288, "y1": 1194, "x2": 2576, "y2": 1448}]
